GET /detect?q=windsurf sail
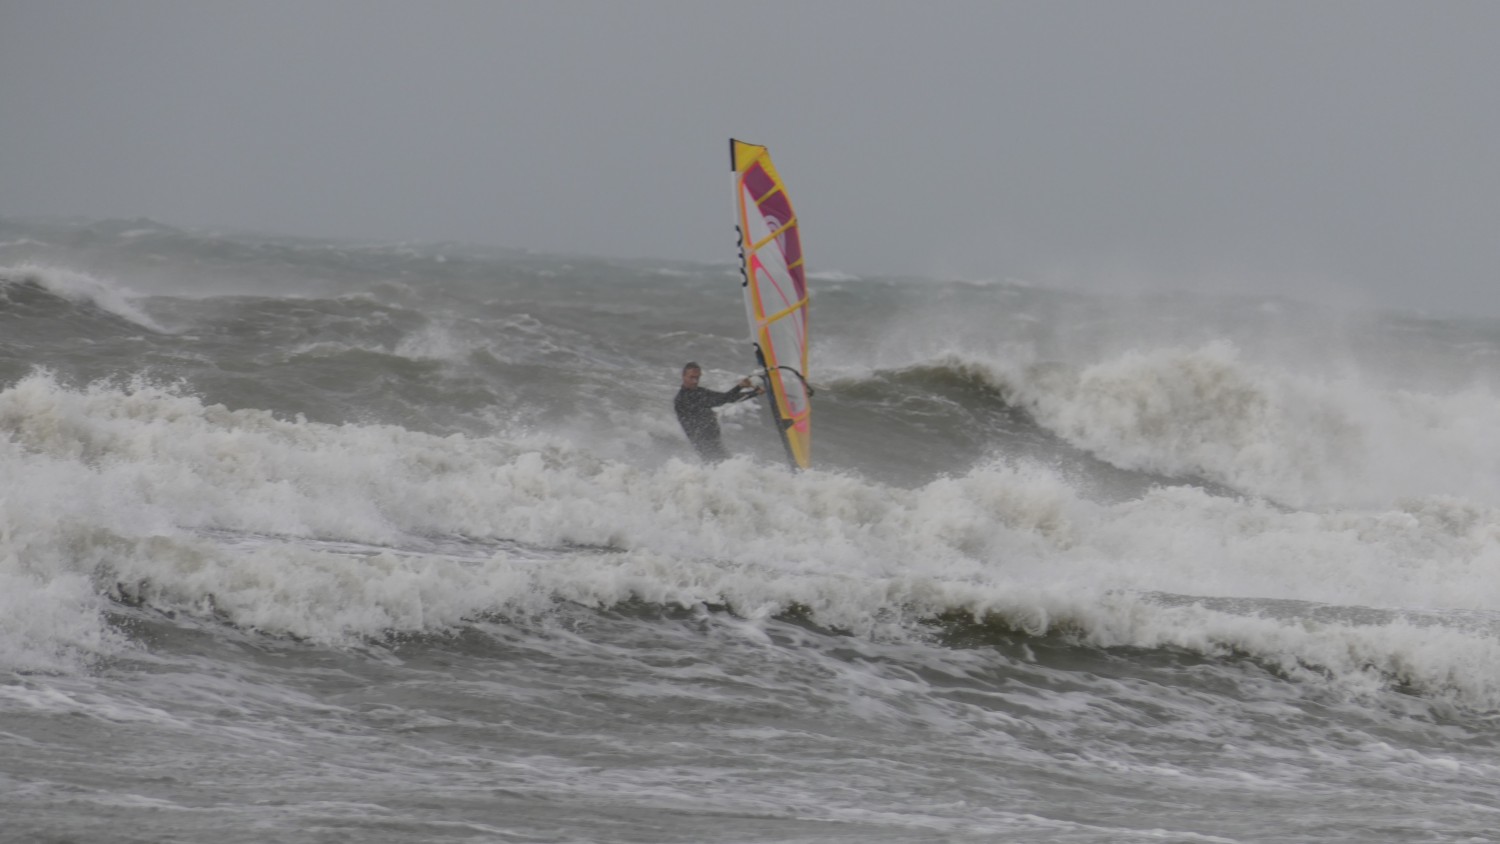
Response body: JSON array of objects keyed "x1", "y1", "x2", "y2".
[{"x1": 731, "y1": 138, "x2": 811, "y2": 470}]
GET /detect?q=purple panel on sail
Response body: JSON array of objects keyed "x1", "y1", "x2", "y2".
[
  {"x1": 757, "y1": 190, "x2": 793, "y2": 233},
  {"x1": 780, "y1": 229, "x2": 804, "y2": 294},
  {"x1": 788, "y1": 259, "x2": 806, "y2": 300},
  {"x1": 744, "y1": 164, "x2": 776, "y2": 202}
]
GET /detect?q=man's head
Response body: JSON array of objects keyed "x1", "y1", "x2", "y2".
[{"x1": 681, "y1": 362, "x2": 702, "y2": 388}]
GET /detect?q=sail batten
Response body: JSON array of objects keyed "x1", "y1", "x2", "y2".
[{"x1": 731, "y1": 138, "x2": 811, "y2": 470}]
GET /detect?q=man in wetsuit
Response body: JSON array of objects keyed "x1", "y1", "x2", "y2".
[{"x1": 674, "y1": 361, "x2": 762, "y2": 462}]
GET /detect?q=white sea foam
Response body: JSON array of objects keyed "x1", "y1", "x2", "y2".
[{"x1": 5, "y1": 373, "x2": 1500, "y2": 705}]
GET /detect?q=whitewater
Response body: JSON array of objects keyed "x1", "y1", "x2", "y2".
[{"x1": 2, "y1": 216, "x2": 1498, "y2": 842}]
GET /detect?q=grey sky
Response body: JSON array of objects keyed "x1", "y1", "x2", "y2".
[{"x1": 2, "y1": 1, "x2": 1496, "y2": 315}]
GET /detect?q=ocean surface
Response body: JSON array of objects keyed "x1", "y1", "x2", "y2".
[{"x1": 3, "y1": 215, "x2": 1499, "y2": 843}]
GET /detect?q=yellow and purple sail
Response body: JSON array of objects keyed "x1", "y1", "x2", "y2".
[{"x1": 731, "y1": 138, "x2": 811, "y2": 470}]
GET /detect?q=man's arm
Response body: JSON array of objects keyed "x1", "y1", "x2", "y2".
[
  {"x1": 714, "y1": 379, "x2": 766, "y2": 407},
  {"x1": 705, "y1": 385, "x2": 747, "y2": 408}
]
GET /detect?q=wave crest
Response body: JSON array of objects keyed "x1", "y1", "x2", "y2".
[{"x1": 0, "y1": 262, "x2": 165, "y2": 332}]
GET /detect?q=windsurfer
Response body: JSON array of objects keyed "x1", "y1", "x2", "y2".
[{"x1": 674, "y1": 362, "x2": 762, "y2": 462}]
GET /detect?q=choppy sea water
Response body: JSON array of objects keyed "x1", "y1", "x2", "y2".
[{"x1": 3, "y1": 216, "x2": 1499, "y2": 842}]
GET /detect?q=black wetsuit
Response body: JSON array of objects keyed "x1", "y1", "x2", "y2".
[{"x1": 674, "y1": 384, "x2": 752, "y2": 462}]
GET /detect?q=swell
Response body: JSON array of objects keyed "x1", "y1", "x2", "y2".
[{"x1": 90, "y1": 558, "x2": 1500, "y2": 716}]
